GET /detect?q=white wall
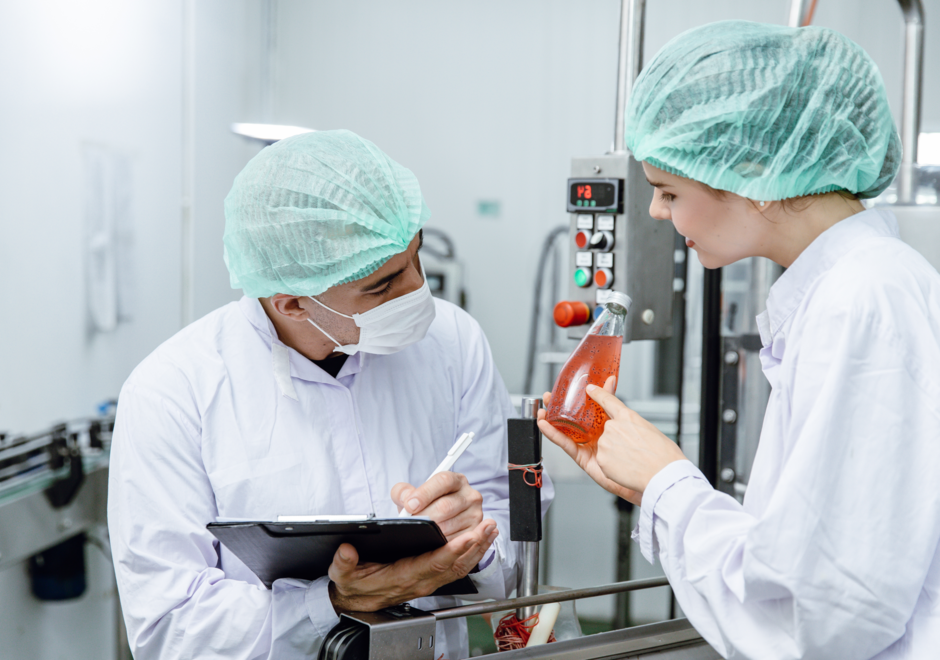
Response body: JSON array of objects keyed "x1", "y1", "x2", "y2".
[
  {"x1": 0, "y1": 1, "x2": 183, "y2": 435},
  {"x1": 0, "y1": 2, "x2": 267, "y2": 657}
]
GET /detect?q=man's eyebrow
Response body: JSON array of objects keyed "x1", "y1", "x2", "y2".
[
  {"x1": 360, "y1": 266, "x2": 407, "y2": 292},
  {"x1": 645, "y1": 176, "x2": 671, "y2": 188}
]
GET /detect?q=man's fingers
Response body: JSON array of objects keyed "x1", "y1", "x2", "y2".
[
  {"x1": 603, "y1": 375, "x2": 617, "y2": 393},
  {"x1": 390, "y1": 482, "x2": 416, "y2": 511},
  {"x1": 404, "y1": 471, "x2": 464, "y2": 515},
  {"x1": 542, "y1": 391, "x2": 552, "y2": 407},
  {"x1": 586, "y1": 383, "x2": 627, "y2": 419},
  {"x1": 328, "y1": 543, "x2": 359, "y2": 582}
]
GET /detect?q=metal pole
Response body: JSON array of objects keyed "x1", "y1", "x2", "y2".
[
  {"x1": 433, "y1": 577, "x2": 670, "y2": 621},
  {"x1": 612, "y1": 0, "x2": 645, "y2": 153},
  {"x1": 897, "y1": 0, "x2": 925, "y2": 204},
  {"x1": 517, "y1": 396, "x2": 541, "y2": 620},
  {"x1": 787, "y1": 0, "x2": 814, "y2": 27}
]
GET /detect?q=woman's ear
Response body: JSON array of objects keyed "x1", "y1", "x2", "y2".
[{"x1": 268, "y1": 294, "x2": 310, "y2": 321}]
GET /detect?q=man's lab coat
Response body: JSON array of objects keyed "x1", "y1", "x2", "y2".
[
  {"x1": 108, "y1": 296, "x2": 553, "y2": 659},
  {"x1": 636, "y1": 209, "x2": 940, "y2": 659}
]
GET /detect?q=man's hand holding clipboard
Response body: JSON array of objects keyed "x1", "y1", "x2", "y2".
[{"x1": 328, "y1": 432, "x2": 499, "y2": 614}]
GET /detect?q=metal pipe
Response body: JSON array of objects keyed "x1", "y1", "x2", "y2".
[
  {"x1": 517, "y1": 396, "x2": 542, "y2": 620},
  {"x1": 787, "y1": 0, "x2": 814, "y2": 27},
  {"x1": 613, "y1": 0, "x2": 645, "y2": 153},
  {"x1": 897, "y1": 0, "x2": 925, "y2": 204},
  {"x1": 433, "y1": 577, "x2": 670, "y2": 621}
]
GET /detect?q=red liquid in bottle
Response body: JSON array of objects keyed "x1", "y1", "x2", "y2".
[{"x1": 546, "y1": 334, "x2": 622, "y2": 444}]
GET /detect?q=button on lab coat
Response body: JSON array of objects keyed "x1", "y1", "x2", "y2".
[
  {"x1": 635, "y1": 209, "x2": 940, "y2": 659},
  {"x1": 108, "y1": 297, "x2": 553, "y2": 660}
]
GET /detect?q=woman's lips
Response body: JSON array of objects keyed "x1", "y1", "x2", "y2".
[{"x1": 686, "y1": 238, "x2": 695, "y2": 248}]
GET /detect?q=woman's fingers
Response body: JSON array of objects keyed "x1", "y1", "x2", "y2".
[
  {"x1": 603, "y1": 375, "x2": 617, "y2": 393},
  {"x1": 586, "y1": 383, "x2": 628, "y2": 419},
  {"x1": 542, "y1": 391, "x2": 552, "y2": 407},
  {"x1": 537, "y1": 418, "x2": 579, "y2": 461}
]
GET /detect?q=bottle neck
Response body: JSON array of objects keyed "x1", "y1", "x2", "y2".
[{"x1": 590, "y1": 307, "x2": 627, "y2": 337}]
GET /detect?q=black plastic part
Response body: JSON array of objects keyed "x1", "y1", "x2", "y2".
[
  {"x1": 699, "y1": 268, "x2": 723, "y2": 487},
  {"x1": 45, "y1": 428, "x2": 85, "y2": 509},
  {"x1": 507, "y1": 418, "x2": 542, "y2": 542},
  {"x1": 87, "y1": 421, "x2": 103, "y2": 449},
  {"x1": 29, "y1": 533, "x2": 87, "y2": 601},
  {"x1": 318, "y1": 618, "x2": 369, "y2": 660}
]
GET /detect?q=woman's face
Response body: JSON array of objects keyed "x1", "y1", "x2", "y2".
[{"x1": 642, "y1": 162, "x2": 771, "y2": 269}]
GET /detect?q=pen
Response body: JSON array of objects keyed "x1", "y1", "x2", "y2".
[{"x1": 398, "y1": 431, "x2": 476, "y2": 518}]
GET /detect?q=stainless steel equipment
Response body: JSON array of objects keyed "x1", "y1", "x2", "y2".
[
  {"x1": 564, "y1": 0, "x2": 676, "y2": 343},
  {"x1": 319, "y1": 577, "x2": 720, "y2": 660}
]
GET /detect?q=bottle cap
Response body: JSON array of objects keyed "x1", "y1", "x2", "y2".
[{"x1": 605, "y1": 291, "x2": 633, "y2": 314}]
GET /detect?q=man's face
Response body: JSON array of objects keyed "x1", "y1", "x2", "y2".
[{"x1": 294, "y1": 231, "x2": 425, "y2": 349}]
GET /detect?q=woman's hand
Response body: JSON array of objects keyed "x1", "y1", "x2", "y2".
[
  {"x1": 537, "y1": 377, "x2": 642, "y2": 506},
  {"x1": 537, "y1": 376, "x2": 687, "y2": 504}
]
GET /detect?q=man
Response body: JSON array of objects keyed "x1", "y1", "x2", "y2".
[{"x1": 108, "y1": 130, "x2": 553, "y2": 659}]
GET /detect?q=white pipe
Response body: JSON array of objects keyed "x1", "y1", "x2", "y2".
[{"x1": 180, "y1": 0, "x2": 196, "y2": 327}]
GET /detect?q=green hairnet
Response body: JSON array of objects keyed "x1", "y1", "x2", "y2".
[
  {"x1": 624, "y1": 21, "x2": 901, "y2": 201},
  {"x1": 223, "y1": 129, "x2": 430, "y2": 297}
]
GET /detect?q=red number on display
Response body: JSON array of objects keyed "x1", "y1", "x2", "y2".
[
  {"x1": 584, "y1": 185, "x2": 592, "y2": 199},
  {"x1": 576, "y1": 185, "x2": 585, "y2": 199}
]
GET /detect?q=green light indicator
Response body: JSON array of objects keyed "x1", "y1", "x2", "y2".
[
  {"x1": 576, "y1": 200, "x2": 582, "y2": 207},
  {"x1": 590, "y1": 200, "x2": 596, "y2": 207},
  {"x1": 574, "y1": 269, "x2": 590, "y2": 287}
]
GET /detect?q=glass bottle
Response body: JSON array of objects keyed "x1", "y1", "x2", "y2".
[{"x1": 545, "y1": 292, "x2": 631, "y2": 444}]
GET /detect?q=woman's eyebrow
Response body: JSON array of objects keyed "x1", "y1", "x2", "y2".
[{"x1": 645, "y1": 176, "x2": 672, "y2": 188}]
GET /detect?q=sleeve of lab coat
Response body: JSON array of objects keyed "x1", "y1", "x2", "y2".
[
  {"x1": 451, "y1": 315, "x2": 555, "y2": 600},
  {"x1": 634, "y1": 301, "x2": 940, "y2": 659},
  {"x1": 108, "y1": 377, "x2": 331, "y2": 660}
]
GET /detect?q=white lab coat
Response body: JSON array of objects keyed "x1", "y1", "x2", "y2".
[
  {"x1": 635, "y1": 208, "x2": 940, "y2": 659},
  {"x1": 108, "y1": 296, "x2": 553, "y2": 660}
]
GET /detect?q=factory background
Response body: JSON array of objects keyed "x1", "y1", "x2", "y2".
[{"x1": 1, "y1": 1, "x2": 938, "y2": 657}]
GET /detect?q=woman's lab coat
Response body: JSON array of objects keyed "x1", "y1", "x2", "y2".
[
  {"x1": 108, "y1": 296, "x2": 553, "y2": 660},
  {"x1": 636, "y1": 209, "x2": 940, "y2": 659}
]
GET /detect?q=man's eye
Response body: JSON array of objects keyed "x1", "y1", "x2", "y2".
[
  {"x1": 659, "y1": 191, "x2": 676, "y2": 203},
  {"x1": 370, "y1": 282, "x2": 394, "y2": 296}
]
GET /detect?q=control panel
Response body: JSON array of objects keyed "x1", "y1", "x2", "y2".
[{"x1": 563, "y1": 154, "x2": 676, "y2": 342}]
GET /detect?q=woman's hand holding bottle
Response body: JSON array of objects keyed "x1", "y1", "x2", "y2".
[{"x1": 537, "y1": 376, "x2": 688, "y2": 504}]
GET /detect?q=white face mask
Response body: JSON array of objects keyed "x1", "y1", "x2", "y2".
[{"x1": 306, "y1": 269, "x2": 437, "y2": 356}]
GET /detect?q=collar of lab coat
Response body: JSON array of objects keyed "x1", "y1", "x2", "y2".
[
  {"x1": 237, "y1": 296, "x2": 363, "y2": 387},
  {"x1": 756, "y1": 207, "x2": 900, "y2": 351}
]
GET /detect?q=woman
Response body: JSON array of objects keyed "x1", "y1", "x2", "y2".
[{"x1": 538, "y1": 21, "x2": 940, "y2": 660}]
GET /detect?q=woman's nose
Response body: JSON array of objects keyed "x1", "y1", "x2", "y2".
[{"x1": 648, "y1": 198, "x2": 671, "y2": 221}]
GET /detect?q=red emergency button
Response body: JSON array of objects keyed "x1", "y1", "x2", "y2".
[
  {"x1": 574, "y1": 230, "x2": 592, "y2": 249},
  {"x1": 553, "y1": 301, "x2": 592, "y2": 327},
  {"x1": 594, "y1": 268, "x2": 614, "y2": 289}
]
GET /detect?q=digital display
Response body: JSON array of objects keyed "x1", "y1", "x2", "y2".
[
  {"x1": 567, "y1": 178, "x2": 622, "y2": 213},
  {"x1": 570, "y1": 182, "x2": 615, "y2": 207}
]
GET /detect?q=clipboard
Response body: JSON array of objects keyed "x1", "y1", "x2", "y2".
[{"x1": 207, "y1": 518, "x2": 478, "y2": 597}]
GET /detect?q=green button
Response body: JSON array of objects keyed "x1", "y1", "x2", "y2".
[{"x1": 574, "y1": 269, "x2": 590, "y2": 287}]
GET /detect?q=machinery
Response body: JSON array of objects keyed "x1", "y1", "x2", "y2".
[{"x1": 0, "y1": 413, "x2": 126, "y2": 656}]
